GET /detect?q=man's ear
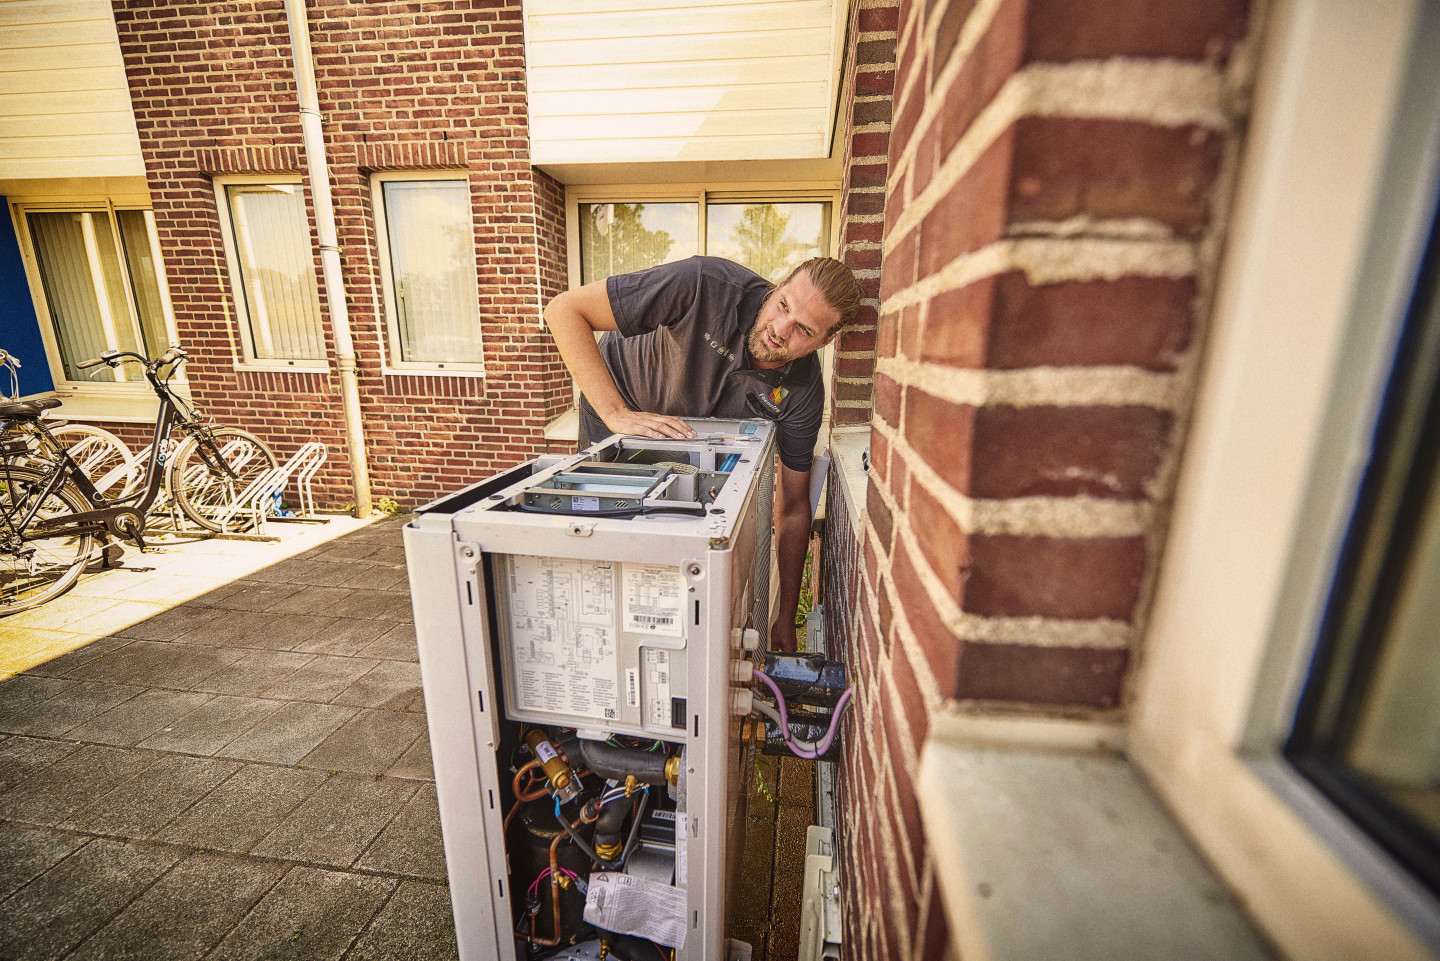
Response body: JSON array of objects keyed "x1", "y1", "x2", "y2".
[{"x1": 821, "y1": 326, "x2": 841, "y2": 348}]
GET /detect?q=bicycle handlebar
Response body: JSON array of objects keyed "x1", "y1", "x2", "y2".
[{"x1": 77, "y1": 345, "x2": 188, "y2": 372}]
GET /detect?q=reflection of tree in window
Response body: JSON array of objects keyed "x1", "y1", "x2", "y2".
[
  {"x1": 730, "y1": 205, "x2": 820, "y2": 282},
  {"x1": 584, "y1": 204, "x2": 674, "y2": 279}
]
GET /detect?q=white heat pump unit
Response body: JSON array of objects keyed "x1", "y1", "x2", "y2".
[{"x1": 403, "y1": 419, "x2": 776, "y2": 961}]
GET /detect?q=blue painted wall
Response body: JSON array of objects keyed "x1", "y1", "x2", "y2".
[{"x1": 0, "y1": 196, "x2": 54, "y2": 395}]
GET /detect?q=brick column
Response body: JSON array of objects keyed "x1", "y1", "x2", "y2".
[{"x1": 832, "y1": 1, "x2": 1258, "y2": 958}]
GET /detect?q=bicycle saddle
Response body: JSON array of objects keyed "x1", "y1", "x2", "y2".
[{"x1": 0, "y1": 395, "x2": 62, "y2": 419}]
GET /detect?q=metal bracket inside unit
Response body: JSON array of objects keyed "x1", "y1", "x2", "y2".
[{"x1": 517, "y1": 461, "x2": 732, "y2": 515}]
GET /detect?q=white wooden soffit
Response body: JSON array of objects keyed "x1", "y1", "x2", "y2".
[
  {"x1": 523, "y1": 0, "x2": 849, "y2": 168},
  {"x1": 0, "y1": 0, "x2": 145, "y2": 182}
]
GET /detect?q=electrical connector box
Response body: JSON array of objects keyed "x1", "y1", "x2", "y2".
[{"x1": 403, "y1": 420, "x2": 776, "y2": 961}]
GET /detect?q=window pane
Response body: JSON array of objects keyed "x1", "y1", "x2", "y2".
[
  {"x1": 224, "y1": 184, "x2": 323, "y2": 361},
  {"x1": 381, "y1": 180, "x2": 483, "y2": 365},
  {"x1": 116, "y1": 210, "x2": 170, "y2": 360},
  {"x1": 27, "y1": 211, "x2": 137, "y2": 383},
  {"x1": 705, "y1": 202, "x2": 829, "y2": 282},
  {"x1": 579, "y1": 202, "x2": 697, "y2": 284}
]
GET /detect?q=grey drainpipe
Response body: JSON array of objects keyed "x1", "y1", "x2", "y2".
[{"x1": 284, "y1": 0, "x2": 372, "y2": 517}]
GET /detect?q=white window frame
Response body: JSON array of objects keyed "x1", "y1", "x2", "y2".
[
  {"x1": 564, "y1": 182, "x2": 843, "y2": 290},
  {"x1": 370, "y1": 170, "x2": 485, "y2": 376},
  {"x1": 213, "y1": 174, "x2": 329, "y2": 372},
  {"x1": 10, "y1": 198, "x2": 185, "y2": 422}
]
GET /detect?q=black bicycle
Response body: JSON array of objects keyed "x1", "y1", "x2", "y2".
[{"x1": 0, "y1": 346, "x2": 277, "y2": 614}]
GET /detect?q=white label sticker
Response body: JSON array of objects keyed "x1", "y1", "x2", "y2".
[
  {"x1": 645, "y1": 648, "x2": 672, "y2": 727},
  {"x1": 625, "y1": 668, "x2": 639, "y2": 709},
  {"x1": 583, "y1": 872, "x2": 687, "y2": 949},
  {"x1": 508, "y1": 555, "x2": 619, "y2": 722},
  {"x1": 676, "y1": 812, "x2": 688, "y2": 886},
  {"x1": 623, "y1": 564, "x2": 684, "y2": 637},
  {"x1": 572, "y1": 495, "x2": 600, "y2": 512},
  {"x1": 534, "y1": 740, "x2": 558, "y2": 763}
]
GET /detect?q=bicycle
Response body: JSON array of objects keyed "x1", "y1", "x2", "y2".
[{"x1": 0, "y1": 345, "x2": 278, "y2": 614}]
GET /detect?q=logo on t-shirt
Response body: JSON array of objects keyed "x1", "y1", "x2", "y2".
[{"x1": 703, "y1": 332, "x2": 735, "y2": 362}]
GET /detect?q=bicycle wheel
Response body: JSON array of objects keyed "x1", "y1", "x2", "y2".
[
  {"x1": 167, "y1": 428, "x2": 279, "y2": 533},
  {"x1": 48, "y1": 424, "x2": 140, "y2": 499},
  {"x1": 0, "y1": 466, "x2": 96, "y2": 615}
]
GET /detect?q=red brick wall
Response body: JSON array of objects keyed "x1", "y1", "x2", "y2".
[
  {"x1": 110, "y1": 0, "x2": 569, "y2": 510},
  {"x1": 828, "y1": 0, "x2": 1257, "y2": 957},
  {"x1": 832, "y1": 0, "x2": 899, "y2": 428}
]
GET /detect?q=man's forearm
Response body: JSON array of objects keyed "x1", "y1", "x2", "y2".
[
  {"x1": 772, "y1": 500, "x2": 810, "y2": 651},
  {"x1": 544, "y1": 293, "x2": 627, "y2": 420}
]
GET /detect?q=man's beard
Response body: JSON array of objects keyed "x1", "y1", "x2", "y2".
[{"x1": 747, "y1": 318, "x2": 790, "y2": 364}]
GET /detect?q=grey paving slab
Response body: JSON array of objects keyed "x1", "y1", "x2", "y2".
[
  {"x1": 0, "y1": 734, "x2": 81, "y2": 792},
  {"x1": 244, "y1": 556, "x2": 323, "y2": 584},
  {"x1": 293, "y1": 559, "x2": 383, "y2": 588},
  {"x1": 387, "y1": 730, "x2": 434, "y2": 781},
  {"x1": 116, "y1": 604, "x2": 226, "y2": 641},
  {"x1": 251, "y1": 773, "x2": 419, "y2": 868},
  {"x1": 321, "y1": 590, "x2": 413, "y2": 622},
  {"x1": 202, "y1": 610, "x2": 337, "y2": 651},
  {"x1": 19, "y1": 633, "x2": 136, "y2": 676},
  {"x1": 68, "y1": 850, "x2": 286, "y2": 961},
  {"x1": 156, "y1": 764, "x2": 329, "y2": 854},
  {"x1": 264, "y1": 585, "x2": 361, "y2": 616},
  {"x1": 355, "y1": 783, "x2": 446, "y2": 880},
  {"x1": 262, "y1": 654, "x2": 381, "y2": 704},
  {"x1": 332, "y1": 661, "x2": 422, "y2": 711},
  {"x1": 65, "y1": 689, "x2": 217, "y2": 747},
  {"x1": 337, "y1": 564, "x2": 409, "y2": 592},
  {"x1": 0, "y1": 674, "x2": 74, "y2": 728},
  {"x1": 1, "y1": 744, "x2": 155, "y2": 826},
  {"x1": 147, "y1": 644, "x2": 252, "y2": 690},
  {"x1": 63, "y1": 753, "x2": 241, "y2": 839},
  {"x1": 216, "y1": 701, "x2": 357, "y2": 765},
  {"x1": 137, "y1": 694, "x2": 285, "y2": 755},
  {"x1": 0, "y1": 822, "x2": 88, "y2": 901},
  {"x1": 206, "y1": 865, "x2": 395, "y2": 961},
  {"x1": 0, "y1": 681, "x2": 144, "y2": 737},
  {"x1": 289, "y1": 618, "x2": 393, "y2": 657},
  {"x1": 354, "y1": 623, "x2": 418, "y2": 662},
  {"x1": 0, "y1": 838, "x2": 181, "y2": 961},
  {"x1": 194, "y1": 649, "x2": 316, "y2": 697},
  {"x1": 344, "y1": 880, "x2": 458, "y2": 961},
  {"x1": 193, "y1": 579, "x2": 306, "y2": 612},
  {"x1": 61, "y1": 639, "x2": 180, "y2": 684},
  {"x1": 299, "y1": 709, "x2": 427, "y2": 776}
]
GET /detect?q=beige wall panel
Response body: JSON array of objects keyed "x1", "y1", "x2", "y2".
[
  {"x1": 0, "y1": 0, "x2": 145, "y2": 181},
  {"x1": 525, "y1": 0, "x2": 845, "y2": 169}
]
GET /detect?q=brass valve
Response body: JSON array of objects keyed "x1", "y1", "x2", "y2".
[
  {"x1": 524, "y1": 727, "x2": 581, "y2": 803},
  {"x1": 664, "y1": 754, "x2": 682, "y2": 787}
]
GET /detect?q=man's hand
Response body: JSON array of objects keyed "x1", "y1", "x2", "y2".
[
  {"x1": 770, "y1": 463, "x2": 812, "y2": 654},
  {"x1": 770, "y1": 615, "x2": 798, "y2": 654},
  {"x1": 601, "y1": 409, "x2": 697, "y2": 440}
]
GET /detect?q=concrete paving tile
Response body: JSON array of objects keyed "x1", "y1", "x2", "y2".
[
  {"x1": 402, "y1": 688, "x2": 428, "y2": 713},
  {"x1": 312, "y1": 540, "x2": 387, "y2": 562},
  {"x1": 322, "y1": 589, "x2": 413, "y2": 622},
  {"x1": 354, "y1": 783, "x2": 446, "y2": 880},
  {"x1": 244, "y1": 557, "x2": 323, "y2": 584},
  {"x1": 251, "y1": 773, "x2": 419, "y2": 868},
  {"x1": 148, "y1": 644, "x2": 251, "y2": 690},
  {"x1": 156, "y1": 764, "x2": 329, "y2": 853},
  {"x1": 0, "y1": 734, "x2": 81, "y2": 792},
  {"x1": 193, "y1": 579, "x2": 305, "y2": 612},
  {"x1": 64, "y1": 752, "x2": 242, "y2": 839},
  {"x1": 1, "y1": 744, "x2": 155, "y2": 826},
  {"x1": 194, "y1": 649, "x2": 316, "y2": 697},
  {"x1": 116, "y1": 603, "x2": 225, "y2": 641},
  {"x1": 344, "y1": 880, "x2": 458, "y2": 961},
  {"x1": 62, "y1": 639, "x2": 179, "y2": 684},
  {"x1": 289, "y1": 618, "x2": 392, "y2": 657},
  {"x1": 5, "y1": 596, "x2": 165, "y2": 635},
  {"x1": 0, "y1": 593, "x2": 123, "y2": 631},
  {"x1": 137, "y1": 694, "x2": 285, "y2": 755},
  {"x1": 216, "y1": 702, "x2": 357, "y2": 765},
  {"x1": 336, "y1": 564, "x2": 409, "y2": 592},
  {"x1": 0, "y1": 822, "x2": 89, "y2": 900},
  {"x1": 354, "y1": 623, "x2": 418, "y2": 662},
  {"x1": 65, "y1": 689, "x2": 217, "y2": 747},
  {"x1": 0, "y1": 626, "x2": 112, "y2": 679},
  {"x1": 332, "y1": 661, "x2": 421, "y2": 711},
  {"x1": 21, "y1": 633, "x2": 136, "y2": 676},
  {"x1": 201, "y1": 610, "x2": 336, "y2": 651},
  {"x1": 0, "y1": 838, "x2": 181, "y2": 961},
  {"x1": 292, "y1": 559, "x2": 384, "y2": 588},
  {"x1": 207, "y1": 865, "x2": 395, "y2": 961},
  {"x1": 299, "y1": 709, "x2": 427, "y2": 776},
  {"x1": 0, "y1": 681, "x2": 144, "y2": 737},
  {"x1": 68, "y1": 850, "x2": 286, "y2": 961},
  {"x1": 264, "y1": 584, "x2": 358, "y2": 615},
  {"x1": 0, "y1": 674, "x2": 74, "y2": 729},
  {"x1": 262, "y1": 654, "x2": 381, "y2": 704},
  {"x1": 387, "y1": 732, "x2": 434, "y2": 781}
]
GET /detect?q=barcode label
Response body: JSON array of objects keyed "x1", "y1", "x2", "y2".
[
  {"x1": 623, "y1": 565, "x2": 684, "y2": 637},
  {"x1": 626, "y1": 668, "x2": 639, "y2": 709},
  {"x1": 633, "y1": 615, "x2": 674, "y2": 626}
]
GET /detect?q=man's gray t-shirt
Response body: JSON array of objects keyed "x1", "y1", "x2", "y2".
[{"x1": 587, "y1": 256, "x2": 824, "y2": 472}]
